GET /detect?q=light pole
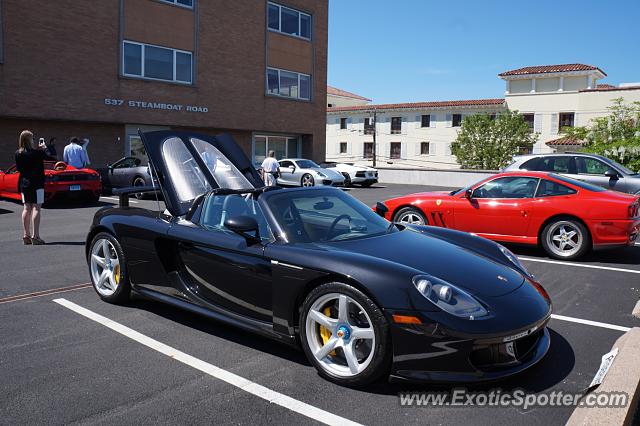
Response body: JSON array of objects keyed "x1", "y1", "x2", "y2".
[{"x1": 372, "y1": 108, "x2": 377, "y2": 167}]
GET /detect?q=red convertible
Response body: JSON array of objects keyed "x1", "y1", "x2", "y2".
[
  {"x1": 379, "y1": 171, "x2": 640, "y2": 260},
  {"x1": 0, "y1": 161, "x2": 102, "y2": 203}
]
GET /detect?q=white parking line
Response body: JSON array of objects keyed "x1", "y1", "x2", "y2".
[
  {"x1": 550, "y1": 314, "x2": 631, "y2": 332},
  {"x1": 519, "y1": 257, "x2": 640, "y2": 275},
  {"x1": 100, "y1": 196, "x2": 138, "y2": 204},
  {"x1": 53, "y1": 298, "x2": 362, "y2": 426}
]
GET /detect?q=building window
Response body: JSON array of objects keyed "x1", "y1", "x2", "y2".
[
  {"x1": 390, "y1": 142, "x2": 401, "y2": 159},
  {"x1": 328, "y1": 103, "x2": 334, "y2": 107},
  {"x1": 391, "y1": 117, "x2": 402, "y2": 134},
  {"x1": 268, "y1": 2, "x2": 312, "y2": 40},
  {"x1": 522, "y1": 114, "x2": 534, "y2": 132},
  {"x1": 364, "y1": 142, "x2": 373, "y2": 159},
  {"x1": 559, "y1": 112, "x2": 575, "y2": 131},
  {"x1": 420, "y1": 142, "x2": 430, "y2": 155},
  {"x1": 340, "y1": 117, "x2": 347, "y2": 129},
  {"x1": 339, "y1": 142, "x2": 348, "y2": 154},
  {"x1": 158, "y1": 0, "x2": 194, "y2": 8},
  {"x1": 452, "y1": 114, "x2": 463, "y2": 127},
  {"x1": 253, "y1": 135, "x2": 299, "y2": 164},
  {"x1": 364, "y1": 118, "x2": 375, "y2": 134},
  {"x1": 266, "y1": 68, "x2": 311, "y2": 100},
  {"x1": 421, "y1": 115, "x2": 431, "y2": 128},
  {"x1": 122, "y1": 41, "x2": 192, "y2": 84}
]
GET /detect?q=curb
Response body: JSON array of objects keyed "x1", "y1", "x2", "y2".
[{"x1": 566, "y1": 327, "x2": 640, "y2": 426}]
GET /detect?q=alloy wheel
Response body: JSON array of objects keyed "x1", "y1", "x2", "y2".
[
  {"x1": 90, "y1": 238, "x2": 121, "y2": 296},
  {"x1": 546, "y1": 221, "x2": 583, "y2": 258},
  {"x1": 397, "y1": 211, "x2": 425, "y2": 225},
  {"x1": 305, "y1": 293, "x2": 376, "y2": 377},
  {"x1": 302, "y1": 174, "x2": 314, "y2": 187}
]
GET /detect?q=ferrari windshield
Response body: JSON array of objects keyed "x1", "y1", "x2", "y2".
[
  {"x1": 265, "y1": 189, "x2": 392, "y2": 243},
  {"x1": 296, "y1": 160, "x2": 320, "y2": 169}
]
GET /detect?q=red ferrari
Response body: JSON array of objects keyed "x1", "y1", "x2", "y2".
[
  {"x1": 379, "y1": 171, "x2": 640, "y2": 260},
  {"x1": 0, "y1": 161, "x2": 102, "y2": 203}
]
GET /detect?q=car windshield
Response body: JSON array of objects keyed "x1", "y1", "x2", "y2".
[
  {"x1": 549, "y1": 173, "x2": 607, "y2": 192},
  {"x1": 265, "y1": 189, "x2": 392, "y2": 243},
  {"x1": 296, "y1": 160, "x2": 320, "y2": 169}
]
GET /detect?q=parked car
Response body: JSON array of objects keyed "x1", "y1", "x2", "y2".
[
  {"x1": 379, "y1": 171, "x2": 640, "y2": 260},
  {"x1": 504, "y1": 152, "x2": 640, "y2": 194},
  {"x1": 86, "y1": 130, "x2": 552, "y2": 386},
  {"x1": 0, "y1": 161, "x2": 101, "y2": 203},
  {"x1": 321, "y1": 162, "x2": 378, "y2": 187},
  {"x1": 277, "y1": 158, "x2": 345, "y2": 187},
  {"x1": 96, "y1": 156, "x2": 153, "y2": 199}
]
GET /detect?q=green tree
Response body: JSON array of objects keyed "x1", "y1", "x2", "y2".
[
  {"x1": 451, "y1": 111, "x2": 537, "y2": 170},
  {"x1": 564, "y1": 98, "x2": 640, "y2": 172}
]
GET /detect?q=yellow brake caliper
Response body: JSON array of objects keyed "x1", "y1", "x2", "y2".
[
  {"x1": 319, "y1": 307, "x2": 336, "y2": 356},
  {"x1": 113, "y1": 264, "x2": 120, "y2": 285}
]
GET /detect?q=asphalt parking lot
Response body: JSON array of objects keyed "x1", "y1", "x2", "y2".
[{"x1": 1, "y1": 183, "x2": 639, "y2": 425}]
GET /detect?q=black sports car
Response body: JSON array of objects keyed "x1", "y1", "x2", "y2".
[
  {"x1": 86, "y1": 130, "x2": 552, "y2": 386},
  {"x1": 96, "y1": 156, "x2": 153, "y2": 198}
]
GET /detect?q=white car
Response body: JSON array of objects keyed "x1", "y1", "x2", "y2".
[
  {"x1": 276, "y1": 158, "x2": 345, "y2": 187},
  {"x1": 322, "y1": 162, "x2": 378, "y2": 187}
]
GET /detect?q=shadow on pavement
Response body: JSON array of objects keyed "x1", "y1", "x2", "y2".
[
  {"x1": 44, "y1": 241, "x2": 85, "y2": 246},
  {"x1": 0, "y1": 208, "x2": 13, "y2": 215},
  {"x1": 506, "y1": 243, "x2": 640, "y2": 266}
]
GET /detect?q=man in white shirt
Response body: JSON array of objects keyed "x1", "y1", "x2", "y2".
[
  {"x1": 63, "y1": 137, "x2": 89, "y2": 169},
  {"x1": 260, "y1": 151, "x2": 280, "y2": 187}
]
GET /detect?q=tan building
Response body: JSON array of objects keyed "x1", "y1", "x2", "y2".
[{"x1": 0, "y1": 0, "x2": 328, "y2": 168}]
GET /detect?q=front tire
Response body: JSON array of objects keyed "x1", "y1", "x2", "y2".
[
  {"x1": 88, "y1": 232, "x2": 130, "y2": 303},
  {"x1": 541, "y1": 218, "x2": 591, "y2": 260},
  {"x1": 393, "y1": 206, "x2": 427, "y2": 226},
  {"x1": 301, "y1": 173, "x2": 315, "y2": 187},
  {"x1": 300, "y1": 282, "x2": 391, "y2": 386}
]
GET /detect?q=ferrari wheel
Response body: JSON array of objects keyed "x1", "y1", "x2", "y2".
[
  {"x1": 342, "y1": 173, "x2": 352, "y2": 187},
  {"x1": 394, "y1": 206, "x2": 427, "y2": 226},
  {"x1": 541, "y1": 218, "x2": 590, "y2": 260},
  {"x1": 300, "y1": 282, "x2": 391, "y2": 386},
  {"x1": 301, "y1": 173, "x2": 315, "y2": 187},
  {"x1": 133, "y1": 177, "x2": 146, "y2": 199},
  {"x1": 89, "y1": 232, "x2": 130, "y2": 303}
]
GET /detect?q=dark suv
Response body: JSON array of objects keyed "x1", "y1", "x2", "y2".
[{"x1": 504, "y1": 153, "x2": 640, "y2": 194}]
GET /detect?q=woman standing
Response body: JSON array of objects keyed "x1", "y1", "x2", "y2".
[{"x1": 15, "y1": 130, "x2": 46, "y2": 245}]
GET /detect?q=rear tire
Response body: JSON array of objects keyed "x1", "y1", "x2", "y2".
[
  {"x1": 300, "y1": 282, "x2": 391, "y2": 387},
  {"x1": 301, "y1": 173, "x2": 315, "y2": 187},
  {"x1": 540, "y1": 218, "x2": 591, "y2": 260},
  {"x1": 133, "y1": 176, "x2": 146, "y2": 200},
  {"x1": 393, "y1": 206, "x2": 427, "y2": 226},
  {"x1": 88, "y1": 232, "x2": 130, "y2": 303}
]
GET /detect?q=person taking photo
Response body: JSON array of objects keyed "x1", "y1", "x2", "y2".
[{"x1": 15, "y1": 130, "x2": 46, "y2": 245}]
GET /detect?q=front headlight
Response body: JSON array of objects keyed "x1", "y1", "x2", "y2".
[
  {"x1": 316, "y1": 171, "x2": 327, "y2": 178},
  {"x1": 412, "y1": 275, "x2": 488, "y2": 320}
]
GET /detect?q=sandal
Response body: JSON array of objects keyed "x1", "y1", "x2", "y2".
[
  {"x1": 31, "y1": 237, "x2": 45, "y2": 245},
  {"x1": 23, "y1": 236, "x2": 32, "y2": 245}
]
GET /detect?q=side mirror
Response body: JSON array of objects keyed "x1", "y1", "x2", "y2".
[
  {"x1": 465, "y1": 189, "x2": 473, "y2": 199},
  {"x1": 375, "y1": 202, "x2": 389, "y2": 217},
  {"x1": 224, "y1": 215, "x2": 261, "y2": 245},
  {"x1": 605, "y1": 169, "x2": 619, "y2": 180}
]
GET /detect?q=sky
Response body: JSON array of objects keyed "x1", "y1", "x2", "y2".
[{"x1": 327, "y1": 0, "x2": 640, "y2": 104}]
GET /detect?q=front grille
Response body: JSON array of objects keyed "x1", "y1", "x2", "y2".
[
  {"x1": 355, "y1": 171, "x2": 366, "y2": 178},
  {"x1": 322, "y1": 179, "x2": 333, "y2": 185},
  {"x1": 470, "y1": 329, "x2": 542, "y2": 370}
]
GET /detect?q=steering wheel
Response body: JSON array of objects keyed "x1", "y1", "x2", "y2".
[{"x1": 325, "y1": 214, "x2": 351, "y2": 241}]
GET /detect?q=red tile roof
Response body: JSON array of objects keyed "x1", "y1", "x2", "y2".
[
  {"x1": 327, "y1": 86, "x2": 372, "y2": 102},
  {"x1": 581, "y1": 85, "x2": 640, "y2": 93},
  {"x1": 327, "y1": 98, "x2": 505, "y2": 113},
  {"x1": 499, "y1": 64, "x2": 606, "y2": 77},
  {"x1": 596, "y1": 83, "x2": 617, "y2": 89},
  {"x1": 545, "y1": 136, "x2": 584, "y2": 147}
]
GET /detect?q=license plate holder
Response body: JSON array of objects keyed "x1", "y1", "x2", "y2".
[{"x1": 69, "y1": 185, "x2": 81, "y2": 191}]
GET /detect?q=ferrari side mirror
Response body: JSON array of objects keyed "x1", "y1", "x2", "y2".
[
  {"x1": 375, "y1": 202, "x2": 389, "y2": 217},
  {"x1": 465, "y1": 189, "x2": 473, "y2": 199},
  {"x1": 604, "y1": 169, "x2": 619, "y2": 180},
  {"x1": 224, "y1": 215, "x2": 261, "y2": 245}
]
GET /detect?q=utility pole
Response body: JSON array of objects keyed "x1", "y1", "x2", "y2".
[{"x1": 372, "y1": 108, "x2": 377, "y2": 167}]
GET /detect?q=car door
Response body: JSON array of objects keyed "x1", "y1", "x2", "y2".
[
  {"x1": 278, "y1": 160, "x2": 295, "y2": 185},
  {"x1": 110, "y1": 157, "x2": 138, "y2": 188},
  {"x1": 453, "y1": 176, "x2": 538, "y2": 238},
  {"x1": 171, "y1": 194, "x2": 274, "y2": 322},
  {"x1": 572, "y1": 156, "x2": 625, "y2": 192}
]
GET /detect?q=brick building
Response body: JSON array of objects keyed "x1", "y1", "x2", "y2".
[{"x1": 0, "y1": 0, "x2": 328, "y2": 168}]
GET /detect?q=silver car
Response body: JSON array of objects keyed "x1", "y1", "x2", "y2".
[
  {"x1": 277, "y1": 158, "x2": 345, "y2": 187},
  {"x1": 503, "y1": 152, "x2": 640, "y2": 194}
]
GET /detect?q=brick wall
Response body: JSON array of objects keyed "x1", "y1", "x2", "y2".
[{"x1": 0, "y1": 0, "x2": 328, "y2": 163}]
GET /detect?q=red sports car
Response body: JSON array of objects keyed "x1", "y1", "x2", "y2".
[
  {"x1": 0, "y1": 161, "x2": 102, "y2": 203},
  {"x1": 378, "y1": 171, "x2": 640, "y2": 260}
]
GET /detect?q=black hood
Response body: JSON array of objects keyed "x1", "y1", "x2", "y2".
[{"x1": 318, "y1": 228, "x2": 524, "y2": 297}]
